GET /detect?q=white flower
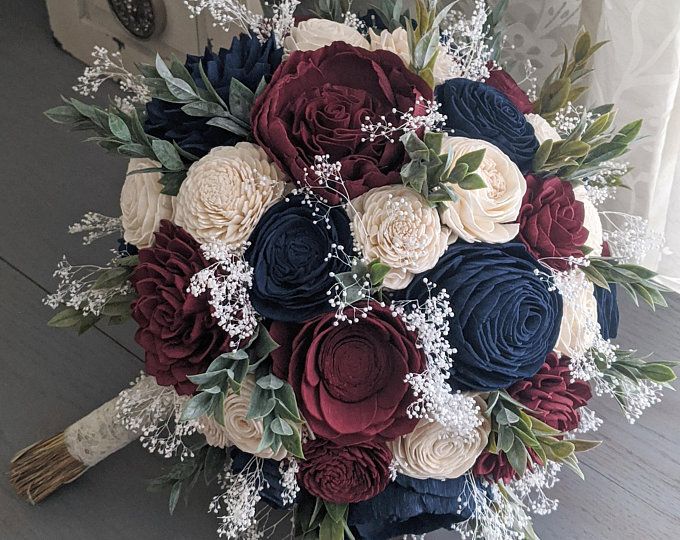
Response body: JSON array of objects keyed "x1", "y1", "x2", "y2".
[
  {"x1": 368, "y1": 27, "x2": 410, "y2": 65},
  {"x1": 198, "y1": 375, "x2": 287, "y2": 460},
  {"x1": 439, "y1": 136, "x2": 526, "y2": 244},
  {"x1": 555, "y1": 279, "x2": 598, "y2": 357},
  {"x1": 120, "y1": 158, "x2": 175, "y2": 248},
  {"x1": 368, "y1": 27, "x2": 456, "y2": 85},
  {"x1": 284, "y1": 18, "x2": 369, "y2": 54},
  {"x1": 388, "y1": 396, "x2": 490, "y2": 480},
  {"x1": 526, "y1": 113, "x2": 561, "y2": 144},
  {"x1": 174, "y1": 142, "x2": 285, "y2": 246},
  {"x1": 573, "y1": 186, "x2": 603, "y2": 257},
  {"x1": 349, "y1": 185, "x2": 449, "y2": 290}
]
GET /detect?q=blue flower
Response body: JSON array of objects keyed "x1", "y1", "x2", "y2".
[
  {"x1": 245, "y1": 195, "x2": 353, "y2": 323},
  {"x1": 144, "y1": 34, "x2": 283, "y2": 158},
  {"x1": 435, "y1": 78, "x2": 539, "y2": 172},
  {"x1": 396, "y1": 242, "x2": 563, "y2": 391},
  {"x1": 594, "y1": 284, "x2": 619, "y2": 340},
  {"x1": 348, "y1": 474, "x2": 482, "y2": 539}
]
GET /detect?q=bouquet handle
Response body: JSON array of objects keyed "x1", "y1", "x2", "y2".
[{"x1": 10, "y1": 376, "x2": 163, "y2": 504}]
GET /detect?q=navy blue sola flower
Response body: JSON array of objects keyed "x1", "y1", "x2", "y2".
[
  {"x1": 245, "y1": 194, "x2": 354, "y2": 323},
  {"x1": 397, "y1": 242, "x2": 563, "y2": 391},
  {"x1": 435, "y1": 78, "x2": 539, "y2": 173},
  {"x1": 594, "y1": 283, "x2": 620, "y2": 340},
  {"x1": 348, "y1": 474, "x2": 483, "y2": 539},
  {"x1": 144, "y1": 33, "x2": 283, "y2": 158}
]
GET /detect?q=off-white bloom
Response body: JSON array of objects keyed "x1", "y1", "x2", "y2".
[
  {"x1": 555, "y1": 279, "x2": 598, "y2": 357},
  {"x1": 439, "y1": 136, "x2": 526, "y2": 244},
  {"x1": 526, "y1": 113, "x2": 562, "y2": 144},
  {"x1": 573, "y1": 186, "x2": 603, "y2": 257},
  {"x1": 284, "y1": 19, "x2": 369, "y2": 54},
  {"x1": 198, "y1": 375, "x2": 287, "y2": 460},
  {"x1": 174, "y1": 142, "x2": 285, "y2": 246},
  {"x1": 388, "y1": 397, "x2": 490, "y2": 480},
  {"x1": 120, "y1": 158, "x2": 175, "y2": 248},
  {"x1": 368, "y1": 27, "x2": 457, "y2": 85},
  {"x1": 349, "y1": 185, "x2": 449, "y2": 290}
]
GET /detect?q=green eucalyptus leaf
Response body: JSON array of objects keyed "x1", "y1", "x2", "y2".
[
  {"x1": 257, "y1": 374, "x2": 285, "y2": 390},
  {"x1": 457, "y1": 173, "x2": 486, "y2": 190},
  {"x1": 456, "y1": 149, "x2": 486, "y2": 172},
  {"x1": 151, "y1": 139, "x2": 184, "y2": 171},
  {"x1": 47, "y1": 307, "x2": 82, "y2": 328},
  {"x1": 180, "y1": 392, "x2": 213, "y2": 422}
]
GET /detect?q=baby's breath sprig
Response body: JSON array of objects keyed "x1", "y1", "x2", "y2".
[
  {"x1": 360, "y1": 97, "x2": 447, "y2": 144},
  {"x1": 68, "y1": 212, "x2": 122, "y2": 245}
]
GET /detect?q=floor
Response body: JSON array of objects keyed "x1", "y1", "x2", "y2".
[{"x1": 1, "y1": 1, "x2": 679, "y2": 539}]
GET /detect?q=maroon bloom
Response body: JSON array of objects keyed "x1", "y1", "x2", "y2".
[
  {"x1": 485, "y1": 66, "x2": 533, "y2": 114},
  {"x1": 251, "y1": 41, "x2": 433, "y2": 203},
  {"x1": 473, "y1": 448, "x2": 542, "y2": 484},
  {"x1": 518, "y1": 175, "x2": 589, "y2": 271},
  {"x1": 269, "y1": 304, "x2": 426, "y2": 445},
  {"x1": 509, "y1": 352, "x2": 592, "y2": 432},
  {"x1": 298, "y1": 438, "x2": 393, "y2": 504},
  {"x1": 129, "y1": 221, "x2": 231, "y2": 395}
]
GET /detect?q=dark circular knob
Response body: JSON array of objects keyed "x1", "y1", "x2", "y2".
[{"x1": 108, "y1": 0, "x2": 164, "y2": 40}]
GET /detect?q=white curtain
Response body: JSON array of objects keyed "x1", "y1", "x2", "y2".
[{"x1": 503, "y1": 0, "x2": 680, "y2": 290}]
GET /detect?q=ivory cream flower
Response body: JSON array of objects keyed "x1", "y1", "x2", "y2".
[
  {"x1": 526, "y1": 113, "x2": 562, "y2": 144},
  {"x1": 284, "y1": 19, "x2": 369, "y2": 54},
  {"x1": 368, "y1": 27, "x2": 457, "y2": 85},
  {"x1": 439, "y1": 136, "x2": 526, "y2": 244},
  {"x1": 574, "y1": 186, "x2": 603, "y2": 257},
  {"x1": 174, "y1": 142, "x2": 285, "y2": 246},
  {"x1": 388, "y1": 397, "x2": 490, "y2": 480},
  {"x1": 556, "y1": 279, "x2": 598, "y2": 357},
  {"x1": 349, "y1": 185, "x2": 449, "y2": 290},
  {"x1": 120, "y1": 158, "x2": 175, "y2": 248},
  {"x1": 198, "y1": 375, "x2": 287, "y2": 460}
]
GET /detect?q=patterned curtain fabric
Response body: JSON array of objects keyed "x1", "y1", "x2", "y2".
[{"x1": 503, "y1": 0, "x2": 680, "y2": 289}]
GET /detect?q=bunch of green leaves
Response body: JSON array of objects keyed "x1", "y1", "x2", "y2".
[
  {"x1": 534, "y1": 29, "x2": 607, "y2": 120},
  {"x1": 139, "y1": 54, "x2": 261, "y2": 140},
  {"x1": 368, "y1": 0, "x2": 407, "y2": 32},
  {"x1": 485, "y1": 0, "x2": 510, "y2": 62},
  {"x1": 47, "y1": 255, "x2": 138, "y2": 334},
  {"x1": 591, "y1": 349, "x2": 678, "y2": 414},
  {"x1": 45, "y1": 96, "x2": 195, "y2": 195},
  {"x1": 180, "y1": 323, "x2": 305, "y2": 458},
  {"x1": 532, "y1": 104, "x2": 642, "y2": 185},
  {"x1": 295, "y1": 496, "x2": 355, "y2": 540},
  {"x1": 400, "y1": 131, "x2": 486, "y2": 206},
  {"x1": 484, "y1": 392, "x2": 600, "y2": 480},
  {"x1": 148, "y1": 442, "x2": 227, "y2": 514},
  {"x1": 307, "y1": 0, "x2": 352, "y2": 22},
  {"x1": 405, "y1": 0, "x2": 455, "y2": 87},
  {"x1": 333, "y1": 257, "x2": 392, "y2": 304},
  {"x1": 581, "y1": 257, "x2": 669, "y2": 310}
]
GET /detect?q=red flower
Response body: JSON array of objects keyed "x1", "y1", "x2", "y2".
[
  {"x1": 298, "y1": 438, "x2": 392, "y2": 504},
  {"x1": 518, "y1": 175, "x2": 589, "y2": 271},
  {"x1": 269, "y1": 304, "x2": 426, "y2": 445},
  {"x1": 473, "y1": 448, "x2": 542, "y2": 484},
  {"x1": 251, "y1": 41, "x2": 433, "y2": 203},
  {"x1": 130, "y1": 221, "x2": 231, "y2": 395},
  {"x1": 485, "y1": 66, "x2": 533, "y2": 114},
  {"x1": 509, "y1": 352, "x2": 592, "y2": 432}
]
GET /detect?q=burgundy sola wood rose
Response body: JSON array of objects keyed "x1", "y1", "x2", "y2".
[{"x1": 269, "y1": 303, "x2": 426, "y2": 445}]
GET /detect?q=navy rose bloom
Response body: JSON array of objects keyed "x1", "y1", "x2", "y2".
[
  {"x1": 595, "y1": 284, "x2": 620, "y2": 340},
  {"x1": 145, "y1": 33, "x2": 283, "y2": 157},
  {"x1": 436, "y1": 78, "x2": 539, "y2": 173},
  {"x1": 397, "y1": 242, "x2": 563, "y2": 391},
  {"x1": 245, "y1": 195, "x2": 353, "y2": 323},
  {"x1": 348, "y1": 474, "x2": 483, "y2": 539}
]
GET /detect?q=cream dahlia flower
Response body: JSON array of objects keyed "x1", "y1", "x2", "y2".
[
  {"x1": 368, "y1": 27, "x2": 457, "y2": 86},
  {"x1": 573, "y1": 186, "x2": 603, "y2": 257},
  {"x1": 555, "y1": 278, "x2": 599, "y2": 357},
  {"x1": 284, "y1": 19, "x2": 369, "y2": 54},
  {"x1": 120, "y1": 158, "x2": 175, "y2": 248},
  {"x1": 439, "y1": 136, "x2": 526, "y2": 244},
  {"x1": 198, "y1": 375, "x2": 287, "y2": 460},
  {"x1": 388, "y1": 397, "x2": 490, "y2": 480},
  {"x1": 349, "y1": 185, "x2": 449, "y2": 290},
  {"x1": 526, "y1": 113, "x2": 562, "y2": 144},
  {"x1": 174, "y1": 142, "x2": 285, "y2": 246}
]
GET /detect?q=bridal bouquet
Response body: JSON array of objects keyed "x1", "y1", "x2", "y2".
[{"x1": 12, "y1": 1, "x2": 677, "y2": 538}]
